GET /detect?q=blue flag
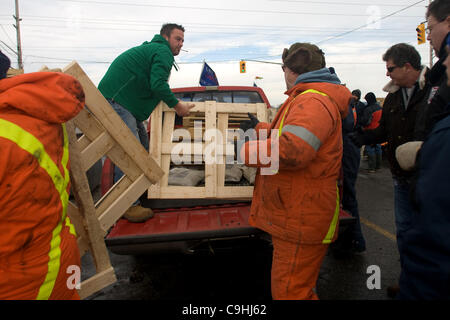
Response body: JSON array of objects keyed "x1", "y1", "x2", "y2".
[{"x1": 199, "y1": 62, "x2": 219, "y2": 86}]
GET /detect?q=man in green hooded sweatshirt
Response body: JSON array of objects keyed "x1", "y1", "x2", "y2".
[{"x1": 99, "y1": 23, "x2": 194, "y2": 222}]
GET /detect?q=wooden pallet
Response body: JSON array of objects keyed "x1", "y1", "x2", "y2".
[
  {"x1": 148, "y1": 101, "x2": 267, "y2": 200},
  {"x1": 62, "y1": 62, "x2": 164, "y2": 299}
]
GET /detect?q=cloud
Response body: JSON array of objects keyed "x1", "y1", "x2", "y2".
[{"x1": 0, "y1": 0, "x2": 432, "y2": 107}]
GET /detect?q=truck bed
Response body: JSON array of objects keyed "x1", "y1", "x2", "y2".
[
  {"x1": 105, "y1": 202, "x2": 355, "y2": 255},
  {"x1": 106, "y1": 202, "x2": 262, "y2": 254}
]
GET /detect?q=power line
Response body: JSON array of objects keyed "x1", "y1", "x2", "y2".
[
  {"x1": 315, "y1": 0, "x2": 426, "y2": 44},
  {"x1": 11, "y1": 16, "x2": 423, "y2": 34},
  {"x1": 0, "y1": 39, "x2": 18, "y2": 55},
  {"x1": 54, "y1": 0, "x2": 424, "y2": 17},
  {"x1": 24, "y1": 54, "x2": 110, "y2": 64},
  {"x1": 0, "y1": 41, "x2": 18, "y2": 57},
  {"x1": 15, "y1": 1, "x2": 427, "y2": 68},
  {"x1": 267, "y1": 0, "x2": 417, "y2": 7},
  {"x1": 18, "y1": 22, "x2": 420, "y2": 36},
  {"x1": 0, "y1": 24, "x2": 15, "y2": 48},
  {"x1": 9, "y1": 15, "x2": 422, "y2": 30},
  {"x1": 241, "y1": 0, "x2": 426, "y2": 60}
]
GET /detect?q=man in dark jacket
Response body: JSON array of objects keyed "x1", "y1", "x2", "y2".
[
  {"x1": 415, "y1": 0, "x2": 450, "y2": 139},
  {"x1": 98, "y1": 23, "x2": 195, "y2": 222},
  {"x1": 397, "y1": 31, "x2": 450, "y2": 301},
  {"x1": 351, "y1": 89, "x2": 367, "y2": 131},
  {"x1": 350, "y1": 43, "x2": 430, "y2": 297},
  {"x1": 361, "y1": 92, "x2": 383, "y2": 172},
  {"x1": 398, "y1": 2, "x2": 449, "y2": 169},
  {"x1": 333, "y1": 96, "x2": 366, "y2": 256}
]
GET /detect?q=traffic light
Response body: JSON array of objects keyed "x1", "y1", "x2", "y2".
[
  {"x1": 416, "y1": 23, "x2": 426, "y2": 45},
  {"x1": 240, "y1": 60, "x2": 246, "y2": 73}
]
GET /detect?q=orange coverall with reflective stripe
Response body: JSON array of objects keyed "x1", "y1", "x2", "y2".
[
  {"x1": 241, "y1": 81, "x2": 351, "y2": 299},
  {"x1": 0, "y1": 72, "x2": 84, "y2": 299}
]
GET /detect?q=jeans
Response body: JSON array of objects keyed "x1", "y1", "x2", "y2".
[
  {"x1": 365, "y1": 144, "x2": 382, "y2": 156},
  {"x1": 366, "y1": 144, "x2": 382, "y2": 170},
  {"x1": 342, "y1": 138, "x2": 366, "y2": 249},
  {"x1": 393, "y1": 178, "x2": 416, "y2": 268},
  {"x1": 107, "y1": 99, "x2": 149, "y2": 184}
]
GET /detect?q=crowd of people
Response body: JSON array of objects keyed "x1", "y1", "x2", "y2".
[
  {"x1": 240, "y1": 0, "x2": 450, "y2": 300},
  {"x1": 0, "y1": 0, "x2": 448, "y2": 301}
]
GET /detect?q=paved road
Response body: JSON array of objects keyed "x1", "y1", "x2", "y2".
[
  {"x1": 318, "y1": 157, "x2": 400, "y2": 300},
  {"x1": 82, "y1": 157, "x2": 400, "y2": 301}
]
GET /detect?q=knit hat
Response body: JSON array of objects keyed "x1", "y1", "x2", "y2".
[
  {"x1": 364, "y1": 92, "x2": 377, "y2": 105},
  {"x1": 0, "y1": 51, "x2": 11, "y2": 80},
  {"x1": 351, "y1": 89, "x2": 361, "y2": 100},
  {"x1": 282, "y1": 43, "x2": 326, "y2": 75}
]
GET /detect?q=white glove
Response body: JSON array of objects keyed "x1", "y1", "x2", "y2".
[{"x1": 395, "y1": 141, "x2": 423, "y2": 171}]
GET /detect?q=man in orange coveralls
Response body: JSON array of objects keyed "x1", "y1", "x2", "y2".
[
  {"x1": 0, "y1": 51, "x2": 84, "y2": 300},
  {"x1": 240, "y1": 43, "x2": 351, "y2": 300}
]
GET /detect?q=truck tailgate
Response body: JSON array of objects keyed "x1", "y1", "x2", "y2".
[
  {"x1": 106, "y1": 203, "x2": 261, "y2": 246},
  {"x1": 105, "y1": 201, "x2": 355, "y2": 254}
]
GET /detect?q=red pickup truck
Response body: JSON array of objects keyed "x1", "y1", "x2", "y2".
[{"x1": 104, "y1": 86, "x2": 355, "y2": 255}]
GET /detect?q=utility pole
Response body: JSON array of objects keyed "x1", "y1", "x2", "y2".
[
  {"x1": 13, "y1": 0, "x2": 23, "y2": 70},
  {"x1": 429, "y1": 0, "x2": 433, "y2": 68}
]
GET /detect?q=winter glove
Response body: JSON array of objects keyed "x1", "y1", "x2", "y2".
[
  {"x1": 348, "y1": 132, "x2": 365, "y2": 148},
  {"x1": 239, "y1": 113, "x2": 259, "y2": 132},
  {"x1": 395, "y1": 141, "x2": 423, "y2": 171}
]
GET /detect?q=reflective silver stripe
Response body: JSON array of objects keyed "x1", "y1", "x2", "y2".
[{"x1": 281, "y1": 125, "x2": 322, "y2": 151}]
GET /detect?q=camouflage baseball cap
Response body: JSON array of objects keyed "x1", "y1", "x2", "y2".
[{"x1": 282, "y1": 43, "x2": 326, "y2": 75}]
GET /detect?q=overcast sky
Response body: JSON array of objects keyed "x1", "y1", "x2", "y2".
[{"x1": 0, "y1": 0, "x2": 432, "y2": 106}]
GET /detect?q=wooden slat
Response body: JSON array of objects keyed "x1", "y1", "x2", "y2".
[
  {"x1": 73, "y1": 108, "x2": 103, "y2": 140},
  {"x1": 77, "y1": 267, "x2": 116, "y2": 300},
  {"x1": 217, "y1": 186, "x2": 254, "y2": 199},
  {"x1": 158, "y1": 186, "x2": 206, "y2": 198},
  {"x1": 161, "y1": 102, "x2": 261, "y2": 114},
  {"x1": 256, "y1": 103, "x2": 268, "y2": 123},
  {"x1": 66, "y1": 121, "x2": 114, "y2": 273},
  {"x1": 67, "y1": 202, "x2": 90, "y2": 256},
  {"x1": 204, "y1": 101, "x2": 217, "y2": 198},
  {"x1": 148, "y1": 102, "x2": 164, "y2": 198},
  {"x1": 105, "y1": 144, "x2": 142, "y2": 181},
  {"x1": 76, "y1": 134, "x2": 92, "y2": 151},
  {"x1": 161, "y1": 142, "x2": 234, "y2": 156},
  {"x1": 71, "y1": 97, "x2": 146, "y2": 181},
  {"x1": 63, "y1": 61, "x2": 164, "y2": 184},
  {"x1": 160, "y1": 111, "x2": 175, "y2": 192},
  {"x1": 61, "y1": 61, "x2": 168, "y2": 299},
  {"x1": 80, "y1": 131, "x2": 115, "y2": 172},
  {"x1": 150, "y1": 101, "x2": 268, "y2": 200},
  {"x1": 98, "y1": 174, "x2": 152, "y2": 232},
  {"x1": 94, "y1": 174, "x2": 133, "y2": 219},
  {"x1": 217, "y1": 113, "x2": 229, "y2": 188}
]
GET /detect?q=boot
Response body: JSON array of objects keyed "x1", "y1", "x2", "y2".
[
  {"x1": 123, "y1": 205, "x2": 154, "y2": 223},
  {"x1": 375, "y1": 153, "x2": 382, "y2": 170},
  {"x1": 367, "y1": 154, "x2": 376, "y2": 173},
  {"x1": 387, "y1": 284, "x2": 400, "y2": 298}
]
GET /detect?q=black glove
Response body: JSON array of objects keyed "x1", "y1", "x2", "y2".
[
  {"x1": 348, "y1": 132, "x2": 365, "y2": 148},
  {"x1": 239, "y1": 113, "x2": 259, "y2": 132}
]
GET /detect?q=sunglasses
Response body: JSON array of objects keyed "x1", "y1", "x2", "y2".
[{"x1": 387, "y1": 66, "x2": 398, "y2": 73}]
